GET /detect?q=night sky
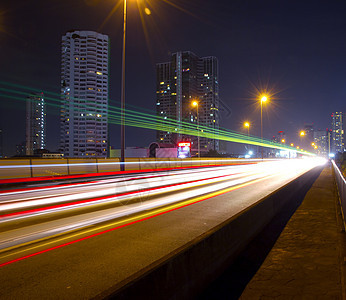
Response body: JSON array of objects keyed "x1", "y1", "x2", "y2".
[{"x1": 1, "y1": 0, "x2": 346, "y2": 156}]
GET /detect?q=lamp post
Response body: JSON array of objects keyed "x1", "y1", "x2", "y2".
[
  {"x1": 192, "y1": 101, "x2": 200, "y2": 158},
  {"x1": 299, "y1": 130, "x2": 305, "y2": 151},
  {"x1": 244, "y1": 121, "x2": 250, "y2": 155},
  {"x1": 260, "y1": 95, "x2": 268, "y2": 159},
  {"x1": 120, "y1": 0, "x2": 127, "y2": 171},
  {"x1": 244, "y1": 122, "x2": 250, "y2": 136}
]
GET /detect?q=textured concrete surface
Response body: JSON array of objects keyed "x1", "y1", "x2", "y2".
[{"x1": 241, "y1": 165, "x2": 346, "y2": 299}]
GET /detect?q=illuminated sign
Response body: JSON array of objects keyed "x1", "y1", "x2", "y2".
[
  {"x1": 178, "y1": 142, "x2": 191, "y2": 147},
  {"x1": 177, "y1": 141, "x2": 191, "y2": 158}
]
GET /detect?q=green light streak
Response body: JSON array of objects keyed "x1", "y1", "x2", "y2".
[{"x1": 0, "y1": 81, "x2": 315, "y2": 156}]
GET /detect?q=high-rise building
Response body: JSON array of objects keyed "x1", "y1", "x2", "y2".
[
  {"x1": 60, "y1": 30, "x2": 109, "y2": 157},
  {"x1": 156, "y1": 51, "x2": 219, "y2": 153},
  {"x1": 26, "y1": 93, "x2": 46, "y2": 156},
  {"x1": 313, "y1": 129, "x2": 330, "y2": 157},
  {"x1": 331, "y1": 112, "x2": 344, "y2": 153},
  {"x1": 0, "y1": 128, "x2": 3, "y2": 158},
  {"x1": 16, "y1": 142, "x2": 26, "y2": 156}
]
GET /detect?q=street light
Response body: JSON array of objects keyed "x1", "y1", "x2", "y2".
[
  {"x1": 120, "y1": 0, "x2": 128, "y2": 171},
  {"x1": 244, "y1": 122, "x2": 250, "y2": 136},
  {"x1": 192, "y1": 101, "x2": 200, "y2": 158},
  {"x1": 260, "y1": 95, "x2": 268, "y2": 159},
  {"x1": 299, "y1": 130, "x2": 306, "y2": 151}
]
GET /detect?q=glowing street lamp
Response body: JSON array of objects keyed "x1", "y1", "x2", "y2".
[
  {"x1": 244, "y1": 122, "x2": 250, "y2": 136},
  {"x1": 300, "y1": 131, "x2": 305, "y2": 137},
  {"x1": 290, "y1": 143, "x2": 294, "y2": 147},
  {"x1": 260, "y1": 95, "x2": 268, "y2": 159},
  {"x1": 192, "y1": 101, "x2": 200, "y2": 158},
  {"x1": 281, "y1": 139, "x2": 285, "y2": 143}
]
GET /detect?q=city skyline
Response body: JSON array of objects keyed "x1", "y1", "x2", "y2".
[{"x1": 1, "y1": 0, "x2": 346, "y2": 156}]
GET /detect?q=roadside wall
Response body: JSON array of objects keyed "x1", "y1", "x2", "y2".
[{"x1": 0, "y1": 158, "x2": 243, "y2": 180}]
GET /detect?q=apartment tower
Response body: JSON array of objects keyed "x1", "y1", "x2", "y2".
[
  {"x1": 331, "y1": 112, "x2": 344, "y2": 153},
  {"x1": 26, "y1": 92, "x2": 46, "y2": 156},
  {"x1": 156, "y1": 51, "x2": 219, "y2": 153},
  {"x1": 60, "y1": 30, "x2": 109, "y2": 157}
]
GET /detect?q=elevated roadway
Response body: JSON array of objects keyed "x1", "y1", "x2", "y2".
[{"x1": 0, "y1": 158, "x2": 325, "y2": 299}]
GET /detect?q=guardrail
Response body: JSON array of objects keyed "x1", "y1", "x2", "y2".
[
  {"x1": 331, "y1": 160, "x2": 346, "y2": 230},
  {"x1": 0, "y1": 157, "x2": 258, "y2": 181}
]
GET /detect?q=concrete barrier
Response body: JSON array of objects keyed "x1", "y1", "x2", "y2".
[
  {"x1": 97, "y1": 159, "x2": 121, "y2": 173},
  {"x1": 31, "y1": 159, "x2": 69, "y2": 177},
  {"x1": 138, "y1": 158, "x2": 156, "y2": 170},
  {"x1": 68, "y1": 159, "x2": 98, "y2": 175},
  {"x1": 331, "y1": 160, "x2": 346, "y2": 230},
  {"x1": 0, "y1": 159, "x2": 32, "y2": 179},
  {"x1": 124, "y1": 158, "x2": 140, "y2": 171},
  {"x1": 154, "y1": 158, "x2": 170, "y2": 169},
  {"x1": 97, "y1": 165, "x2": 323, "y2": 300}
]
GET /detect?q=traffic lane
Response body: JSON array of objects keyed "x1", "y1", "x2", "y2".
[
  {"x1": 0, "y1": 168, "x2": 258, "y2": 233},
  {"x1": 0, "y1": 165, "x2": 321, "y2": 299},
  {"x1": 0, "y1": 162, "x2": 256, "y2": 197},
  {"x1": 0, "y1": 171, "x2": 264, "y2": 251},
  {"x1": 0, "y1": 159, "x2": 305, "y2": 251},
  {"x1": 0, "y1": 164, "x2": 255, "y2": 208},
  {"x1": 0, "y1": 160, "x2": 302, "y2": 218}
]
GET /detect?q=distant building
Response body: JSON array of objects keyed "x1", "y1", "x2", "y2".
[
  {"x1": 26, "y1": 93, "x2": 46, "y2": 156},
  {"x1": 60, "y1": 30, "x2": 109, "y2": 158},
  {"x1": 156, "y1": 51, "x2": 220, "y2": 154},
  {"x1": 302, "y1": 123, "x2": 314, "y2": 150},
  {"x1": 0, "y1": 128, "x2": 3, "y2": 158},
  {"x1": 331, "y1": 112, "x2": 344, "y2": 153},
  {"x1": 272, "y1": 131, "x2": 286, "y2": 144},
  {"x1": 16, "y1": 141, "x2": 26, "y2": 156},
  {"x1": 313, "y1": 129, "x2": 331, "y2": 157}
]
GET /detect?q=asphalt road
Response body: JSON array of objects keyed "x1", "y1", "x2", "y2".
[{"x1": 0, "y1": 158, "x2": 325, "y2": 299}]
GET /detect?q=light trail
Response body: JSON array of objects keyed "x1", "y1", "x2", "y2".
[
  {"x1": 0, "y1": 172, "x2": 273, "y2": 268},
  {"x1": 0, "y1": 158, "x2": 325, "y2": 268}
]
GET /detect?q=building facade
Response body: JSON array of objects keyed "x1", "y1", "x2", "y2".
[
  {"x1": 60, "y1": 30, "x2": 109, "y2": 157},
  {"x1": 331, "y1": 112, "x2": 344, "y2": 154},
  {"x1": 0, "y1": 128, "x2": 2, "y2": 158},
  {"x1": 156, "y1": 51, "x2": 219, "y2": 154},
  {"x1": 313, "y1": 129, "x2": 331, "y2": 157},
  {"x1": 26, "y1": 93, "x2": 46, "y2": 156}
]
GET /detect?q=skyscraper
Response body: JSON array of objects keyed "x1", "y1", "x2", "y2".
[
  {"x1": 313, "y1": 129, "x2": 330, "y2": 157},
  {"x1": 0, "y1": 128, "x2": 3, "y2": 158},
  {"x1": 26, "y1": 93, "x2": 46, "y2": 156},
  {"x1": 331, "y1": 112, "x2": 344, "y2": 153},
  {"x1": 60, "y1": 30, "x2": 109, "y2": 157},
  {"x1": 156, "y1": 51, "x2": 219, "y2": 153}
]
